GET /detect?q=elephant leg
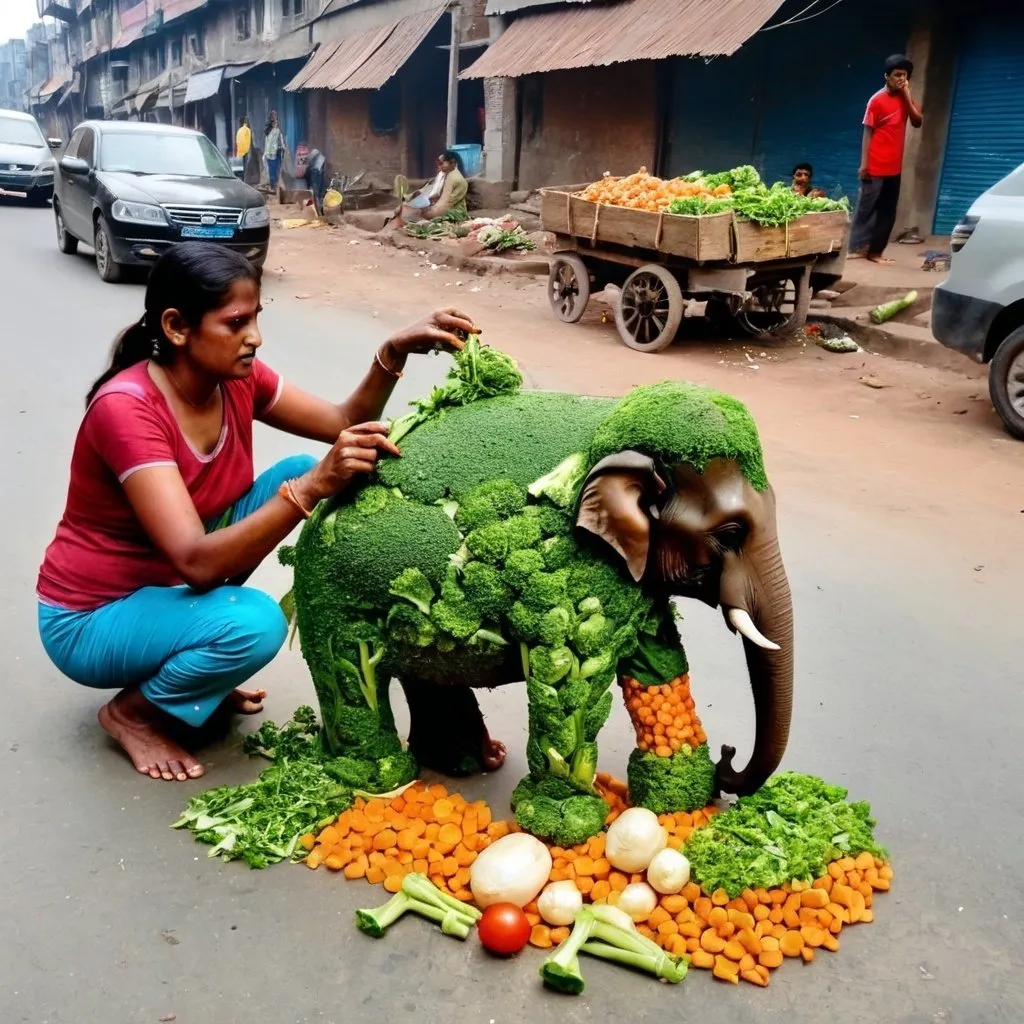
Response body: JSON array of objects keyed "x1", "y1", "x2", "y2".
[
  {"x1": 399, "y1": 678, "x2": 507, "y2": 777},
  {"x1": 622, "y1": 671, "x2": 717, "y2": 814}
]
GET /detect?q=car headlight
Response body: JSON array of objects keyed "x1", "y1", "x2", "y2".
[
  {"x1": 34, "y1": 157, "x2": 54, "y2": 173},
  {"x1": 111, "y1": 199, "x2": 167, "y2": 225},
  {"x1": 241, "y1": 205, "x2": 269, "y2": 228}
]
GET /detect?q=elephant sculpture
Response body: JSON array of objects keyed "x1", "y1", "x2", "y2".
[{"x1": 282, "y1": 366, "x2": 793, "y2": 847}]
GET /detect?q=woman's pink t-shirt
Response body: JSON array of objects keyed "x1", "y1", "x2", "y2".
[{"x1": 37, "y1": 359, "x2": 283, "y2": 611}]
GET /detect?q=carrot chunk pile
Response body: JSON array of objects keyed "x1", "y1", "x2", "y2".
[
  {"x1": 302, "y1": 776, "x2": 893, "y2": 988},
  {"x1": 622, "y1": 675, "x2": 708, "y2": 756}
]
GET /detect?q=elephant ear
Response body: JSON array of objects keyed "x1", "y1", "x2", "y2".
[{"x1": 575, "y1": 451, "x2": 666, "y2": 582}]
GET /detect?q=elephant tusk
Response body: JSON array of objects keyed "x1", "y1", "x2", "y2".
[{"x1": 727, "y1": 608, "x2": 781, "y2": 652}]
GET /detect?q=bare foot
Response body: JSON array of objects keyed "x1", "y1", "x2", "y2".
[
  {"x1": 98, "y1": 689, "x2": 205, "y2": 782},
  {"x1": 866, "y1": 255, "x2": 896, "y2": 265},
  {"x1": 224, "y1": 687, "x2": 266, "y2": 715},
  {"x1": 847, "y1": 252, "x2": 867, "y2": 260},
  {"x1": 481, "y1": 733, "x2": 507, "y2": 772}
]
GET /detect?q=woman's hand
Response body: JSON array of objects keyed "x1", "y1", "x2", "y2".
[
  {"x1": 383, "y1": 308, "x2": 479, "y2": 360},
  {"x1": 295, "y1": 421, "x2": 399, "y2": 503}
]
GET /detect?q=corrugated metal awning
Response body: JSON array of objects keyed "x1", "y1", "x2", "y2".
[
  {"x1": 38, "y1": 70, "x2": 71, "y2": 100},
  {"x1": 462, "y1": 0, "x2": 785, "y2": 78},
  {"x1": 184, "y1": 66, "x2": 224, "y2": 103},
  {"x1": 241, "y1": 29, "x2": 317, "y2": 72},
  {"x1": 484, "y1": 0, "x2": 593, "y2": 14},
  {"x1": 57, "y1": 71, "x2": 81, "y2": 107},
  {"x1": 111, "y1": 18, "x2": 148, "y2": 50},
  {"x1": 286, "y1": 6, "x2": 446, "y2": 92},
  {"x1": 162, "y1": 0, "x2": 208, "y2": 25}
]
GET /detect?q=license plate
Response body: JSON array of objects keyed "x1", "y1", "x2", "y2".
[{"x1": 181, "y1": 225, "x2": 235, "y2": 239}]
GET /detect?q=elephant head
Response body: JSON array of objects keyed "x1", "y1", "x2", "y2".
[{"x1": 574, "y1": 390, "x2": 793, "y2": 799}]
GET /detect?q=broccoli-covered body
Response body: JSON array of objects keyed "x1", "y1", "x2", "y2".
[{"x1": 286, "y1": 342, "x2": 768, "y2": 839}]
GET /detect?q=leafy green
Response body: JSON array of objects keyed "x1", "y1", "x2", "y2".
[{"x1": 684, "y1": 772, "x2": 889, "y2": 897}]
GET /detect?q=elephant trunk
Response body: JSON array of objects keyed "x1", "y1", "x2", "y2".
[{"x1": 716, "y1": 532, "x2": 794, "y2": 797}]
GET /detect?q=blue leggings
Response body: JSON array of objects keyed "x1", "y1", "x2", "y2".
[{"x1": 38, "y1": 454, "x2": 317, "y2": 728}]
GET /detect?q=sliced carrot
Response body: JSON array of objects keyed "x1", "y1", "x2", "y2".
[
  {"x1": 366, "y1": 865, "x2": 386, "y2": 885},
  {"x1": 691, "y1": 949, "x2": 715, "y2": 970},
  {"x1": 742, "y1": 968, "x2": 769, "y2": 987},
  {"x1": 373, "y1": 828, "x2": 398, "y2": 852},
  {"x1": 530, "y1": 925, "x2": 553, "y2": 949},
  {"x1": 441, "y1": 856, "x2": 459, "y2": 878},
  {"x1": 713, "y1": 955, "x2": 739, "y2": 984},
  {"x1": 758, "y1": 948, "x2": 783, "y2": 969},
  {"x1": 550, "y1": 926, "x2": 571, "y2": 945},
  {"x1": 779, "y1": 931, "x2": 804, "y2": 957}
]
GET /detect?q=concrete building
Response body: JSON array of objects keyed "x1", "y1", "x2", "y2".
[{"x1": 0, "y1": 39, "x2": 30, "y2": 111}]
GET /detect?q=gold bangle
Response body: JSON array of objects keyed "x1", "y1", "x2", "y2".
[
  {"x1": 374, "y1": 347, "x2": 404, "y2": 379},
  {"x1": 278, "y1": 480, "x2": 312, "y2": 519}
]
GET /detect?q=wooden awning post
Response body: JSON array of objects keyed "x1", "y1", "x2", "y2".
[{"x1": 445, "y1": 6, "x2": 460, "y2": 149}]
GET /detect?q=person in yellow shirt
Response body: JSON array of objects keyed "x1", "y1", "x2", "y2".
[{"x1": 235, "y1": 116, "x2": 252, "y2": 159}]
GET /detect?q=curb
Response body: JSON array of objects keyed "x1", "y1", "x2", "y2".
[
  {"x1": 811, "y1": 313, "x2": 986, "y2": 377},
  {"x1": 381, "y1": 231, "x2": 551, "y2": 278}
]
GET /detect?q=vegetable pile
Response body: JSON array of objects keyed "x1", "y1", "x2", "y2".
[
  {"x1": 404, "y1": 215, "x2": 536, "y2": 253},
  {"x1": 577, "y1": 165, "x2": 849, "y2": 227},
  {"x1": 300, "y1": 770, "x2": 892, "y2": 992}
]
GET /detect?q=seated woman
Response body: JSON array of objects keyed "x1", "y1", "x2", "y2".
[
  {"x1": 37, "y1": 242, "x2": 476, "y2": 782},
  {"x1": 393, "y1": 151, "x2": 469, "y2": 227}
]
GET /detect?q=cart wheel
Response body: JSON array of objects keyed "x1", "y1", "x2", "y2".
[
  {"x1": 615, "y1": 265, "x2": 683, "y2": 353},
  {"x1": 737, "y1": 270, "x2": 811, "y2": 338},
  {"x1": 548, "y1": 254, "x2": 591, "y2": 323}
]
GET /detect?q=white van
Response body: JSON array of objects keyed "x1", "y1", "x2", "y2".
[
  {"x1": 0, "y1": 108, "x2": 60, "y2": 204},
  {"x1": 932, "y1": 162, "x2": 1024, "y2": 439}
]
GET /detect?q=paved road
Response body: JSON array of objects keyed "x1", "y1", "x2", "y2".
[{"x1": 1, "y1": 201, "x2": 1020, "y2": 1024}]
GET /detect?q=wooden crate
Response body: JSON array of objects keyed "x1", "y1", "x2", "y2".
[
  {"x1": 731, "y1": 210, "x2": 849, "y2": 263},
  {"x1": 541, "y1": 188, "x2": 733, "y2": 262}
]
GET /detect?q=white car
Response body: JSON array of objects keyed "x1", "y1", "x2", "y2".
[
  {"x1": 0, "y1": 108, "x2": 60, "y2": 205},
  {"x1": 932, "y1": 162, "x2": 1024, "y2": 439}
]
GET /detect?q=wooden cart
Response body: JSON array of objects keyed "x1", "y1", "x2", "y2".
[{"x1": 540, "y1": 184, "x2": 849, "y2": 352}]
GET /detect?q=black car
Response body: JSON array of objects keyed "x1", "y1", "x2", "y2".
[{"x1": 54, "y1": 120, "x2": 270, "y2": 282}]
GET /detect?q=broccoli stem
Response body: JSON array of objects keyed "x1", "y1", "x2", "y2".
[
  {"x1": 355, "y1": 882, "x2": 476, "y2": 940},
  {"x1": 402, "y1": 872, "x2": 481, "y2": 922},
  {"x1": 581, "y1": 917, "x2": 688, "y2": 984},
  {"x1": 387, "y1": 412, "x2": 421, "y2": 448},
  {"x1": 356, "y1": 640, "x2": 382, "y2": 713},
  {"x1": 519, "y1": 641, "x2": 531, "y2": 680},
  {"x1": 540, "y1": 908, "x2": 597, "y2": 994}
]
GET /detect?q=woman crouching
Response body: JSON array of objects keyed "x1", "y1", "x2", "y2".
[{"x1": 37, "y1": 242, "x2": 474, "y2": 782}]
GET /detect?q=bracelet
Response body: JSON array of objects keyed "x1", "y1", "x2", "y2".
[
  {"x1": 374, "y1": 347, "x2": 404, "y2": 379},
  {"x1": 278, "y1": 479, "x2": 313, "y2": 519}
]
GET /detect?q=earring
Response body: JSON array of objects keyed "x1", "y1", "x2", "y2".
[{"x1": 151, "y1": 338, "x2": 162, "y2": 359}]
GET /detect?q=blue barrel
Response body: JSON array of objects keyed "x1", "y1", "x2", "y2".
[{"x1": 450, "y1": 143, "x2": 482, "y2": 178}]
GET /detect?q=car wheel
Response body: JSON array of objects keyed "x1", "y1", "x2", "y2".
[
  {"x1": 94, "y1": 218, "x2": 123, "y2": 283},
  {"x1": 55, "y1": 204, "x2": 78, "y2": 255},
  {"x1": 988, "y1": 325, "x2": 1024, "y2": 441}
]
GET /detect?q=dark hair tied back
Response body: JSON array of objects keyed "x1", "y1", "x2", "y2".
[{"x1": 86, "y1": 242, "x2": 261, "y2": 406}]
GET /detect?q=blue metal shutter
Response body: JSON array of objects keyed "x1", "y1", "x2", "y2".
[
  {"x1": 755, "y1": 0, "x2": 912, "y2": 201},
  {"x1": 663, "y1": 0, "x2": 911, "y2": 202},
  {"x1": 934, "y1": 19, "x2": 1024, "y2": 234}
]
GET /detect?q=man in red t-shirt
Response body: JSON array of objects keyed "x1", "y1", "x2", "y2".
[{"x1": 849, "y1": 54, "x2": 924, "y2": 264}]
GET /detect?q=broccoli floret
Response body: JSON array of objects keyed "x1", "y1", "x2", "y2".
[
  {"x1": 504, "y1": 513, "x2": 543, "y2": 552},
  {"x1": 578, "y1": 596, "x2": 601, "y2": 616},
  {"x1": 540, "y1": 535, "x2": 576, "y2": 570},
  {"x1": 431, "y1": 598, "x2": 482, "y2": 640},
  {"x1": 522, "y1": 569, "x2": 570, "y2": 611},
  {"x1": 454, "y1": 479, "x2": 526, "y2": 532},
  {"x1": 465, "y1": 522, "x2": 509, "y2": 565},
  {"x1": 535, "y1": 504, "x2": 573, "y2": 537},
  {"x1": 627, "y1": 744, "x2": 716, "y2": 814},
  {"x1": 573, "y1": 612, "x2": 614, "y2": 658},
  {"x1": 538, "y1": 605, "x2": 574, "y2": 646},
  {"x1": 620, "y1": 616, "x2": 689, "y2": 684},
  {"x1": 588, "y1": 380, "x2": 768, "y2": 492},
  {"x1": 529, "y1": 451, "x2": 590, "y2": 508},
  {"x1": 583, "y1": 690, "x2": 613, "y2": 740},
  {"x1": 567, "y1": 561, "x2": 651, "y2": 625},
  {"x1": 558, "y1": 678, "x2": 590, "y2": 712},
  {"x1": 372, "y1": 750, "x2": 419, "y2": 793},
  {"x1": 354, "y1": 484, "x2": 391, "y2": 516},
  {"x1": 386, "y1": 603, "x2": 436, "y2": 648},
  {"x1": 388, "y1": 567, "x2": 435, "y2": 616},
  {"x1": 509, "y1": 600, "x2": 542, "y2": 643},
  {"x1": 529, "y1": 645, "x2": 574, "y2": 685},
  {"x1": 526, "y1": 678, "x2": 564, "y2": 736},
  {"x1": 461, "y1": 561, "x2": 510, "y2": 619},
  {"x1": 512, "y1": 775, "x2": 608, "y2": 846},
  {"x1": 503, "y1": 549, "x2": 546, "y2": 591}
]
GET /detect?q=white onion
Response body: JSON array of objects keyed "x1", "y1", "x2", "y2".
[
  {"x1": 646, "y1": 847, "x2": 691, "y2": 894},
  {"x1": 469, "y1": 832, "x2": 552, "y2": 908},
  {"x1": 537, "y1": 880, "x2": 583, "y2": 926},
  {"x1": 604, "y1": 807, "x2": 668, "y2": 873},
  {"x1": 618, "y1": 882, "x2": 659, "y2": 922}
]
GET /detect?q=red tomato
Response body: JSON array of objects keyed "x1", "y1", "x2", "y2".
[{"x1": 477, "y1": 903, "x2": 531, "y2": 956}]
